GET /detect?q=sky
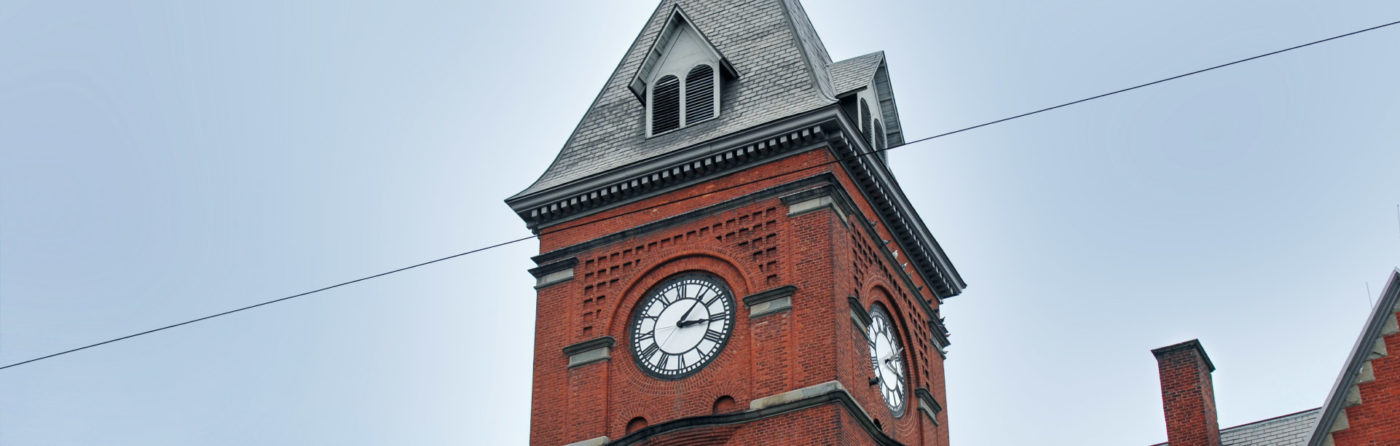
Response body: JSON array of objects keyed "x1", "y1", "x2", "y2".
[{"x1": 2, "y1": 1, "x2": 1398, "y2": 445}]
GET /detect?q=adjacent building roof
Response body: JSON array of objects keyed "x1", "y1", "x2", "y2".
[
  {"x1": 1150, "y1": 408, "x2": 1321, "y2": 446},
  {"x1": 1306, "y1": 268, "x2": 1400, "y2": 445}
]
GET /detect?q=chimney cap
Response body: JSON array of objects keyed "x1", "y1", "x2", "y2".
[{"x1": 1151, "y1": 339, "x2": 1216, "y2": 372}]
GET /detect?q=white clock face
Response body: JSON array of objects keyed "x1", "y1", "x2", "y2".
[
  {"x1": 867, "y1": 304, "x2": 907, "y2": 416},
  {"x1": 629, "y1": 274, "x2": 735, "y2": 379}
]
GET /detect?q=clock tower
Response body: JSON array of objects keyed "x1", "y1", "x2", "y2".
[{"x1": 505, "y1": 1, "x2": 965, "y2": 445}]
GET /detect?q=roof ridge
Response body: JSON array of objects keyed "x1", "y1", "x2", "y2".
[{"x1": 1220, "y1": 407, "x2": 1320, "y2": 431}]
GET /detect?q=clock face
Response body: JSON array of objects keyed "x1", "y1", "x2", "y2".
[
  {"x1": 867, "y1": 304, "x2": 907, "y2": 416},
  {"x1": 629, "y1": 273, "x2": 735, "y2": 379}
]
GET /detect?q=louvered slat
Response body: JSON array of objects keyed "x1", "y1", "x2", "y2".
[
  {"x1": 652, "y1": 75, "x2": 681, "y2": 133},
  {"x1": 685, "y1": 64, "x2": 715, "y2": 124},
  {"x1": 873, "y1": 119, "x2": 885, "y2": 149}
]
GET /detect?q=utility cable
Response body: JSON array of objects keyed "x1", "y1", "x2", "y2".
[{"x1": 3, "y1": 18, "x2": 1396, "y2": 372}]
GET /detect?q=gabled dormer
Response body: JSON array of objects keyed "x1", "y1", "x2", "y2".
[
  {"x1": 629, "y1": 7, "x2": 738, "y2": 137},
  {"x1": 831, "y1": 52, "x2": 904, "y2": 162}
]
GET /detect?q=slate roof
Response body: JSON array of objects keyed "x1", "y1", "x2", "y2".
[
  {"x1": 510, "y1": 0, "x2": 893, "y2": 201},
  {"x1": 829, "y1": 51, "x2": 885, "y2": 95},
  {"x1": 1150, "y1": 408, "x2": 1320, "y2": 446}
]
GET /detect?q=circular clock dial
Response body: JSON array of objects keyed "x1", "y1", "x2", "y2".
[
  {"x1": 867, "y1": 304, "x2": 907, "y2": 416},
  {"x1": 629, "y1": 273, "x2": 735, "y2": 379}
]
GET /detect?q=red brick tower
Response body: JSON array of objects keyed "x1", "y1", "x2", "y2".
[{"x1": 506, "y1": 1, "x2": 965, "y2": 445}]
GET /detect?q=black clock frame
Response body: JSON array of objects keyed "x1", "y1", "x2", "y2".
[
  {"x1": 867, "y1": 302, "x2": 908, "y2": 418},
  {"x1": 628, "y1": 272, "x2": 736, "y2": 380}
]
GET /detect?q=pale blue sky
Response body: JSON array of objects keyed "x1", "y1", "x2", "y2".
[{"x1": 2, "y1": 1, "x2": 1398, "y2": 445}]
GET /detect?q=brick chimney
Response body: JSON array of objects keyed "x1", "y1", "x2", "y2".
[{"x1": 1152, "y1": 339, "x2": 1220, "y2": 446}]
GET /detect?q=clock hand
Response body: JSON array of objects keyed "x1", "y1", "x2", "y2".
[
  {"x1": 677, "y1": 299, "x2": 701, "y2": 325},
  {"x1": 681, "y1": 312, "x2": 730, "y2": 327}
]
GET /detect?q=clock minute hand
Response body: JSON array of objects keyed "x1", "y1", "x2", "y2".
[{"x1": 677, "y1": 299, "x2": 701, "y2": 326}]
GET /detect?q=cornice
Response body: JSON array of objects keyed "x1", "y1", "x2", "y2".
[
  {"x1": 512, "y1": 105, "x2": 964, "y2": 300},
  {"x1": 505, "y1": 108, "x2": 839, "y2": 231}
]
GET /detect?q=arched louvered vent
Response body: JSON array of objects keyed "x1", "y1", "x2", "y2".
[
  {"x1": 873, "y1": 119, "x2": 886, "y2": 150},
  {"x1": 860, "y1": 99, "x2": 871, "y2": 138},
  {"x1": 652, "y1": 75, "x2": 681, "y2": 134},
  {"x1": 685, "y1": 64, "x2": 715, "y2": 124}
]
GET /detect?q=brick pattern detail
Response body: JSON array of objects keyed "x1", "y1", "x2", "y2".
[
  {"x1": 848, "y1": 228, "x2": 935, "y2": 391},
  {"x1": 573, "y1": 207, "x2": 780, "y2": 343},
  {"x1": 1331, "y1": 308, "x2": 1400, "y2": 445},
  {"x1": 528, "y1": 148, "x2": 948, "y2": 446}
]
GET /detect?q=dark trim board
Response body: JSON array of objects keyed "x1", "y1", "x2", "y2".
[{"x1": 508, "y1": 105, "x2": 965, "y2": 301}]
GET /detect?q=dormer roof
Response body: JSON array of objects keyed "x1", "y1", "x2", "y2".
[
  {"x1": 829, "y1": 51, "x2": 884, "y2": 95},
  {"x1": 506, "y1": 0, "x2": 963, "y2": 300},
  {"x1": 508, "y1": 0, "x2": 841, "y2": 200},
  {"x1": 627, "y1": 6, "x2": 738, "y2": 104}
]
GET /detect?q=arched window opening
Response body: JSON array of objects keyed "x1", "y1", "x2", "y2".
[
  {"x1": 859, "y1": 99, "x2": 871, "y2": 138},
  {"x1": 652, "y1": 76, "x2": 681, "y2": 134},
  {"x1": 873, "y1": 119, "x2": 885, "y2": 150},
  {"x1": 626, "y1": 417, "x2": 648, "y2": 434},
  {"x1": 712, "y1": 395, "x2": 737, "y2": 414},
  {"x1": 685, "y1": 64, "x2": 715, "y2": 124}
]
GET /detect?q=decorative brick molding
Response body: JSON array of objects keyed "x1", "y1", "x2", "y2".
[
  {"x1": 742, "y1": 286, "x2": 797, "y2": 318},
  {"x1": 563, "y1": 337, "x2": 615, "y2": 368}
]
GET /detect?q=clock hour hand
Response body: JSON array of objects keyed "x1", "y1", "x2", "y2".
[
  {"x1": 677, "y1": 299, "x2": 701, "y2": 326},
  {"x1": 682, "y1": 312, "x2": 729, "y2": 327}
]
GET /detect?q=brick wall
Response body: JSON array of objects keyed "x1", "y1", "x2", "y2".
[
  {"x1": 528, "y1": 147, "x2": 947, "y2": 445},
  {"x1": 1153, "y1": 340, "x2": 1221, "y2": 446},
  {"x1": 1330, "y1": 306, "x2": 1400, "y2": 445}
]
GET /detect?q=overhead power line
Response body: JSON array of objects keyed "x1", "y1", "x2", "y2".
[{"x1": 3, "y1": 18, "x2": 1397, "y2": 372}]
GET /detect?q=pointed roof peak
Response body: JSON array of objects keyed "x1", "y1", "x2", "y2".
[
  {"x1": 627, "y1": 5, "x2": 738, "y2": 103},
  {"x1": 508, "y1": 0, "x2": 846, "y2": 201}
]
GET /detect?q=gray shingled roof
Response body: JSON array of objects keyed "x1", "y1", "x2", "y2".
[
  {"x1": 510, "y1": 0, "x2": 838, "y2": 199},
  {"x1": 1150, "y1": 408, "x2": 1320, "y2": 446},
  {"x1": 829, "y1": 51, "x2": 884, "y2": 95}
]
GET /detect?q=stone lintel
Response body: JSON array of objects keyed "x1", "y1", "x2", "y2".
[
  {"x1": 530, "y1": 258, "x2": 578, "y2": 289},
  {"x1": 849, "y1": 296, "x2": 871, "y2": 335},
  {"x1": 915, "y1": 388, "x2": 943, "y2": 426},
  {"x1": 743, "y1": 286, "x2": 797, "y2": 318},
  {"x1": 563, "y1": 336, "x2": 615, "y2": 368},
  {"x1": 781, "y1": 185, "x2": 852, "y2": 224},
  {"x1": 561, "y1": 436, "x2": 610, "y2": 446}
]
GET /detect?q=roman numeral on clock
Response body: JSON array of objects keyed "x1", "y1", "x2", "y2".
[{"x1": 703, "y1": 330, "x2": 725, "y2": 343}]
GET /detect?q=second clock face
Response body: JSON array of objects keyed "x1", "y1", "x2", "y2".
[
  {"x1": 867, "y1": 304, "x2": 907, "y2": 416},
  {"x1": 629, "y1": 273, "x2": 735, "y2": 379}
]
